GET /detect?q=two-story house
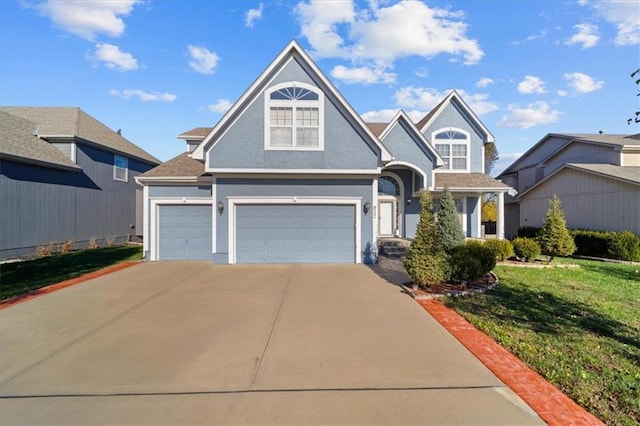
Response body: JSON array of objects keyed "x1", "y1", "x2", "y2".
[
  {"x1": 137, "y1": 41, "x2": 509, "y2": 263},
  {"x1": 498, "y1": 133, "x2": 640, "y2": 237},
  {"x1": 0, "y1": 107, "x2": 160, "y2": 259}
]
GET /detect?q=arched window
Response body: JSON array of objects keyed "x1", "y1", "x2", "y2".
[
  {"x1": 432, "y1": 128, "x2": 470, "y2": 171},
  {"x1": 265, "y1": 82, "x2": 324, "y2": 150},
  {"x1": 378, "y1": 175, "x2": 400, "y2": 196}
]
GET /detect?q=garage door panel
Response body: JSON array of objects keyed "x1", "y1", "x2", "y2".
[
  {"x1": 158, "y1": 205, "x2": 212, "y2": 260},
  {"x1": 236, "y1": 204, "x2": 355, "y2": 263}
]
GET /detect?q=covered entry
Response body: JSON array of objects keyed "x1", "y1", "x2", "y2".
[{"x1": 234, "y1": 203, "x2": 356, "y2": 263}]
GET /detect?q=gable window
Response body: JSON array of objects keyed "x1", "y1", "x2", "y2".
[
  {"x1": 114, "y1": 154, "x2": 128, "y2": 182},
  {"x1": 265, "y1": 82, "x2": 324, "y2": 150},
  {"x1": 433, "y1": 128, "x2": 469, "y2": 171}
]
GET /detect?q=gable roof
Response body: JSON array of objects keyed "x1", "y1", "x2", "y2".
[
  {"x1": 498, "y1": 132, "x2": 639, "y2": 177},
  {"x1": 518, "y1": 163, "x2": 640, "y2": 199},
  {"x1": 177, "y1": 127, "x2": 214, "y2": 140},
  {"x1": 136, "y1": 152, "x2": 208, "y2": 182},
  {"x1": 0, "y1": 107, "x2": 160, "y2": 165},
  {"x1": 191, "y1": 40, "x2": 393, "y2": 163},
  {"x1": 376, "y1": 110, "x2": 445, "y2": 167},
  {"x1": 434, "y1": 172, "x2": 510, "y2": 191},
  {"x1": 415, "y1": 90, "x2": 495, "y2": 143},
  {"x1": 0, "y1": 111, "x2": 80, "y2": 171}
]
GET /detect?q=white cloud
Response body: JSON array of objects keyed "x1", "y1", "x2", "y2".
[
  {"x1": 208, "y1": 99, "x2": 232, "y2": 114},
  {"x1": 592, "y1": 0, "x2": 639, "y2": 45},
  {"x1": 36, "y1": 0, "x2": 142, "y2": 40},
  {"x1": 394, "y1": 86, "x2": 498, "y2": 116},
  {"x1": 294, "y1": 0, "x2": 483, "y2": 85},
  {"x1": 110, "y1": 89, "x2": 177, "y2": 102},
  {"x1": 517, "y1": 75, "x2": 547, "y2": 94},
  {"x1": 557, "y1": 89, "x2": 569, "y2": 97},
  {"x1": 360, "y1": 109, "x2": 425, "y2": 123},
  {"x1": 565, "y1": 23, "x2": 599, "y2": 49},
  {"x1": 497, "y1": 101, "x2": 560, "y2": 129},
  {"x1": 245, "y1": 3, "x2": 264, "y2": 28},
  {"x1": 188, "y1": 45, "x2": 219, "y2": 75},
  {"x1": 564, "y1": 72, "x2": 604, "y2": 93},
  {"x1": 476, "y1": 77, "x2": 494, "y2": 88},
  {"x1": 331, "y1": 64, "x2": 396, "y2": 84},
  {"x1": 90, "y1": 43, "x2": 138, "y2": 71}
]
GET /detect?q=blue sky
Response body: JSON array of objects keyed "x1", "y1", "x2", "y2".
[{"x1": 1, "y1": 0, "x2": 638, "y2": 175}]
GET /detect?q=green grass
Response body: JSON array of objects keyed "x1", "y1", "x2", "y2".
[
  {"x1": 444, "y1": 258, "x2": 640, "y2": 425},
  {"x1": 0, "y1": 245, "x2": 143, "y2": 300}
]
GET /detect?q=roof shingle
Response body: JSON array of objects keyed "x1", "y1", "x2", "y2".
[
  {"x1": 434, "y1": 173, "x2": 509, "y2": 190},
  {"x1": 139, "y1": 152, "x2": 206, "y2": 178}
]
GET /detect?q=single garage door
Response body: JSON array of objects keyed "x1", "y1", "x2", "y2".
[
  {"x1": 158, "y1": 205, "x2": 212, "y2": 260},
  {"x1": 236, "y1": 204, "x2": 355, "y2": 263}
]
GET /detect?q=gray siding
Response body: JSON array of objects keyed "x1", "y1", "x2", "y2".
[
  {"x1": 382, "y1": 121, "x2": 436, "y2": 184},
  {"x1": 513, "y1": 135, "x2": 571, "y2": 171},
  {"x1": 466, "y1": 196, "x2": 480, "y2": 237},
  {"x1": 520, "y1": 168, "x2": 640, "y2": 234},
  {"x1": 0, "y1": 143, "x2": 155, "y2": 258},
  {"x1": 208, "y1": 58, "x2": 379, "y2": 170},
  {"x1": 214, "y1": 178, "x2": 375, "y2": 264},
  {"x1": 422, "y1": 101, "x2": 484, "y2": 173},
  {"x1": 51, "y1": 142, "x2": 74, "y2": 160},
  {"x1": 543, "y1": 143, "x2": 620, "y2": 176}
]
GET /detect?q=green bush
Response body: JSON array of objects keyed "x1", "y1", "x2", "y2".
[
  {"x1": 437, "y1": 186, "x2": 466, "y2": 253},
  {"x1": 513, "y1": 237, "x2": 541, "y2": 262},
  {"x1": 449, "y1": 242, "x2": 496, "y2": 283},
  {"x1": 539, "y1": 195, "x2": 576, "y2": 262},
  {"x1": 517, "y1": 226, "x2": 542, "y2": 239},
  {"x1": 483, "y1": 239, "x2": 514, "y2": 261},
  {"x1": 608, "y1": 231, "x2": 640, "y2": 261},
  {"x1": 572, "y1": 229, "x2": 609, "y2": 257}
]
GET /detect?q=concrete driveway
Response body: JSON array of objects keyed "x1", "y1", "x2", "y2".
[{"x1": 0, "y1": 263, "x2": 543, "y2": 425}]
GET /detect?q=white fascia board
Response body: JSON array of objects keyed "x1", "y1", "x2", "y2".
[
  {"x1": 209, "y1": 168, "x2": 381, "y2": 175},
  {"x1": 432, "y1": 186, "x2": 510, "y2": 193},
  {"x1": 136, "y1": 176, "x2": 213, "y2": 184},
  {"x1": 379, "y1": 110, "x2": 445, "y2": 167}
]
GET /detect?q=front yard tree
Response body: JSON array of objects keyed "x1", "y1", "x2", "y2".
[
  {"x1": 403, "y1": 190, "x2": 448, "y2": 287},
  {"x1": 437, "y1": 186, "x2": 466, "y2": 253},
  {"x1": 539, "y1": 194, "x2": 576, "y2": 263}
]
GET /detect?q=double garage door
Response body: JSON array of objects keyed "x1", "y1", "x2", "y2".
[{"x1": 157, "y1": 204, "x2": 356, "y2": 263}]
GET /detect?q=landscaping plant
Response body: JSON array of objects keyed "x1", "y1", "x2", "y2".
[
  {"x1": 403, "y1": 190, "x2": 448, "y2": 287},
  {"x1": 449, "y1": 241, "x2": 496, "y2": 283},
  {"x1": 539, "y1": 194, "x2": 576, "y2": 263},
  {"x1": 437, "y1": 185, "x2": 466, "y2": 253},
  {"x1": 483, "y1": 238, "x2": 514, "y2": 261},
  {"x1": 512, "y1": 237, "x2": 541, "y2": 262}
]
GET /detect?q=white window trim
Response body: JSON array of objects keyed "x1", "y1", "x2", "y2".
[
  {"x1": 227, "y1": 196, "x2": 361, "y2": 264},
  {"x1": 149, "y1": 198, "x2": 213, "y2": 261},
  {"x1": 432, "y1": 127, "x2": 470, "y2": 173},
  {"x1": 433, "y1": 196, "x2": 467, "y2": 234},
  {"x1": 378, "y1": 172, "x2": 404, "y2": 237},
  {"x1": 114, "y1": 154, "x2": 128, "y2": 182},
  {"x1": 264, "y1": 81, "x2": 325, "y2": 151}
]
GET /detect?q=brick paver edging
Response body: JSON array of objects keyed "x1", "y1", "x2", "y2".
[
  {"x1": 0, "y1": 261, "x2": 141, "y2": 310},
  {"x1": 418, "y1": 300, "x2": 604, "y2": 426}
]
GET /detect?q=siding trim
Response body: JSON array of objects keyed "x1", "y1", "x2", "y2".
[
  {"x1": 226, "y1": 196, "x2": 362, "y2": 264},
  {"x1": 149, "y1": 198, "x2": 213, "y2": 261},
  {"x1": 208, "y1": 168, "x2": 381, "y2": 175}
]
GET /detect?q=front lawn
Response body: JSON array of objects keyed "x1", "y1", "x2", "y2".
[
  {"x1": 1, "y1": 245, "x2": 143, "y2": 300},
  {"x1": 444, "y1": 258, "x2": 640, "y2": 425}
]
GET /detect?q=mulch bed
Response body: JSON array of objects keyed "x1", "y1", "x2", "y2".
[{"x1": 405, "y1": 272, "x2": 498, "y2": 299}]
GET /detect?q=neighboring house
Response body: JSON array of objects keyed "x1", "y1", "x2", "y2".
[
  {"x1": 498, "y1": 133, "x2": 640, "y2": 237},
  {"x1": 137, "y1": 41, "x2": 509, "y2": 263},
  {"x1": 0, "y1": 107, "x2": 160, "y2": 259}
]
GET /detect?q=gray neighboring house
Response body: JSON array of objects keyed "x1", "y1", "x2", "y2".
[
  {"x1": 0, "y1": 107, "x2": 160, "y2": 259},
  {"x1": 137, "y1": 41, "x2": 509, "y2": 263},
  {"x1": 498, "y1": 133, "x2": 640, "y2": 237}
]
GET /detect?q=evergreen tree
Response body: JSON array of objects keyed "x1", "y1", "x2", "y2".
[
  {"x1": 403, "y1": 191, "x2": 448, "y2": 287},
  {"x1": 437, "y1": 186, "x2": 466, "y2": 253},
  {"x1": 539, "y1": 194, "x2": 576, "y2": 263}
]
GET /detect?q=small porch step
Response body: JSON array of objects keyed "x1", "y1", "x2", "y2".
[{"x1": 377, "y1": 238, "x2": 412, "y2": 258}]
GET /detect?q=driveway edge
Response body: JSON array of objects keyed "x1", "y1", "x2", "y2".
[
  {"x1": 0, "y1": 261, "x2": 142, "y2": 310},
  {"x1": 418, "y1": 300, "x2": 604, "y2": 426}
]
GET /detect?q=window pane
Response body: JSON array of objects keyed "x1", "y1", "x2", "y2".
[
  {"x1": 435, "y1": 144, "x2": 450, "y2": 157},
  {"x1": 454, "y1": 199, "x2": 463, "y2": 213},
  {"x1": 296, "y1": 107, "x2": 318, "y2": 126},
  {"x1": 115, "y1": 156, "x2": 127, "y2": 168},
  {"x1": 296, "y1": 128, "x2": 318, "y2": 146},
  {"x1": 115, "y1": 167, "x2": 126, "y2": 181},
  {"x1": 378, "y1": 176, "x2": 400, "y2": 195},
  {"x1": 270, "y1": 107, "x2": 292, "y2": 125},
  {"x1": 451, "y1": 158, "x2": 467, "y2": 170},
  {"x1": 452, "y1": 144, "x2": 467, "y2": 156},
  {"x1": 270, "y1": 127, "x2": 293, "y2": 146},
  {"x1": 433, "y1": 200, "x2": 440, "y2": 213}
]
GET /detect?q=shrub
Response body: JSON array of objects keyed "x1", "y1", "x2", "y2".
[
  {"x1": 88, "y1": 237, "x2": 99, "y2": 249},
  {"x1": 449, "y1": 242, "x2": 496, "y2": 283},
  {"x1": 513, "y1": 237, "x2": 541, "y2": 262},
  {"x1": 106, "y1": 236, "x2": 116, "y2": 247},
  {"x1": 404, "y1": 191, "x2": 449, "y2": 287},
  {"x1": 517, "y1": 226, "x2": 542, "y2": 239},
  {"x1": 437, "y1": 186, "x2": 465, "y2": 253},
  {"x1": 36, "y1": 242, "x2": 56, "y2": 258},
  {"x1": 539, "y1": 194, "x2": 576, "y2": 262},
  {"x1": 608, "y1": 231, "x2": 640, "y2": 261},
  {"x1": 483, "y1": 239, "x2": 514, "y2": 261},
  {"x1": 59, "y1": 240, "x2": 74, "y2": 254}
]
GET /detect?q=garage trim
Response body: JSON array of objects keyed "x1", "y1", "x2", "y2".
[
  {"x1": 149, "y1": 198, "x2": 212, "y2": 261},
  {"x1": 227, "y1": 197, "x2": 362, "y2": 264}
]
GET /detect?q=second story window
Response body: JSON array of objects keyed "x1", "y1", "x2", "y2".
[
  {"x1": 114, "y1": 154, "x2": 128, "y2": 182},
  {"x1": 265, "y1": 83, "x2": 324, "y2": 150},
  {"x1": 433, "y1": 128, "x2": 469, "y2": 171}
]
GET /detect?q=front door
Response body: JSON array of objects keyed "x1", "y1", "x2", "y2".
[{"x1": 378, "y1": 199, "x2": 395, "y2": 236}]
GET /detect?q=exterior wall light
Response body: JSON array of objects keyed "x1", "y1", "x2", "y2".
[
  {"x1": 363, "y1": 201, "x2": 371, "y2": 214},
  {"x1": 217, "y1": 201, "x2": 224, "y2": 215}
]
